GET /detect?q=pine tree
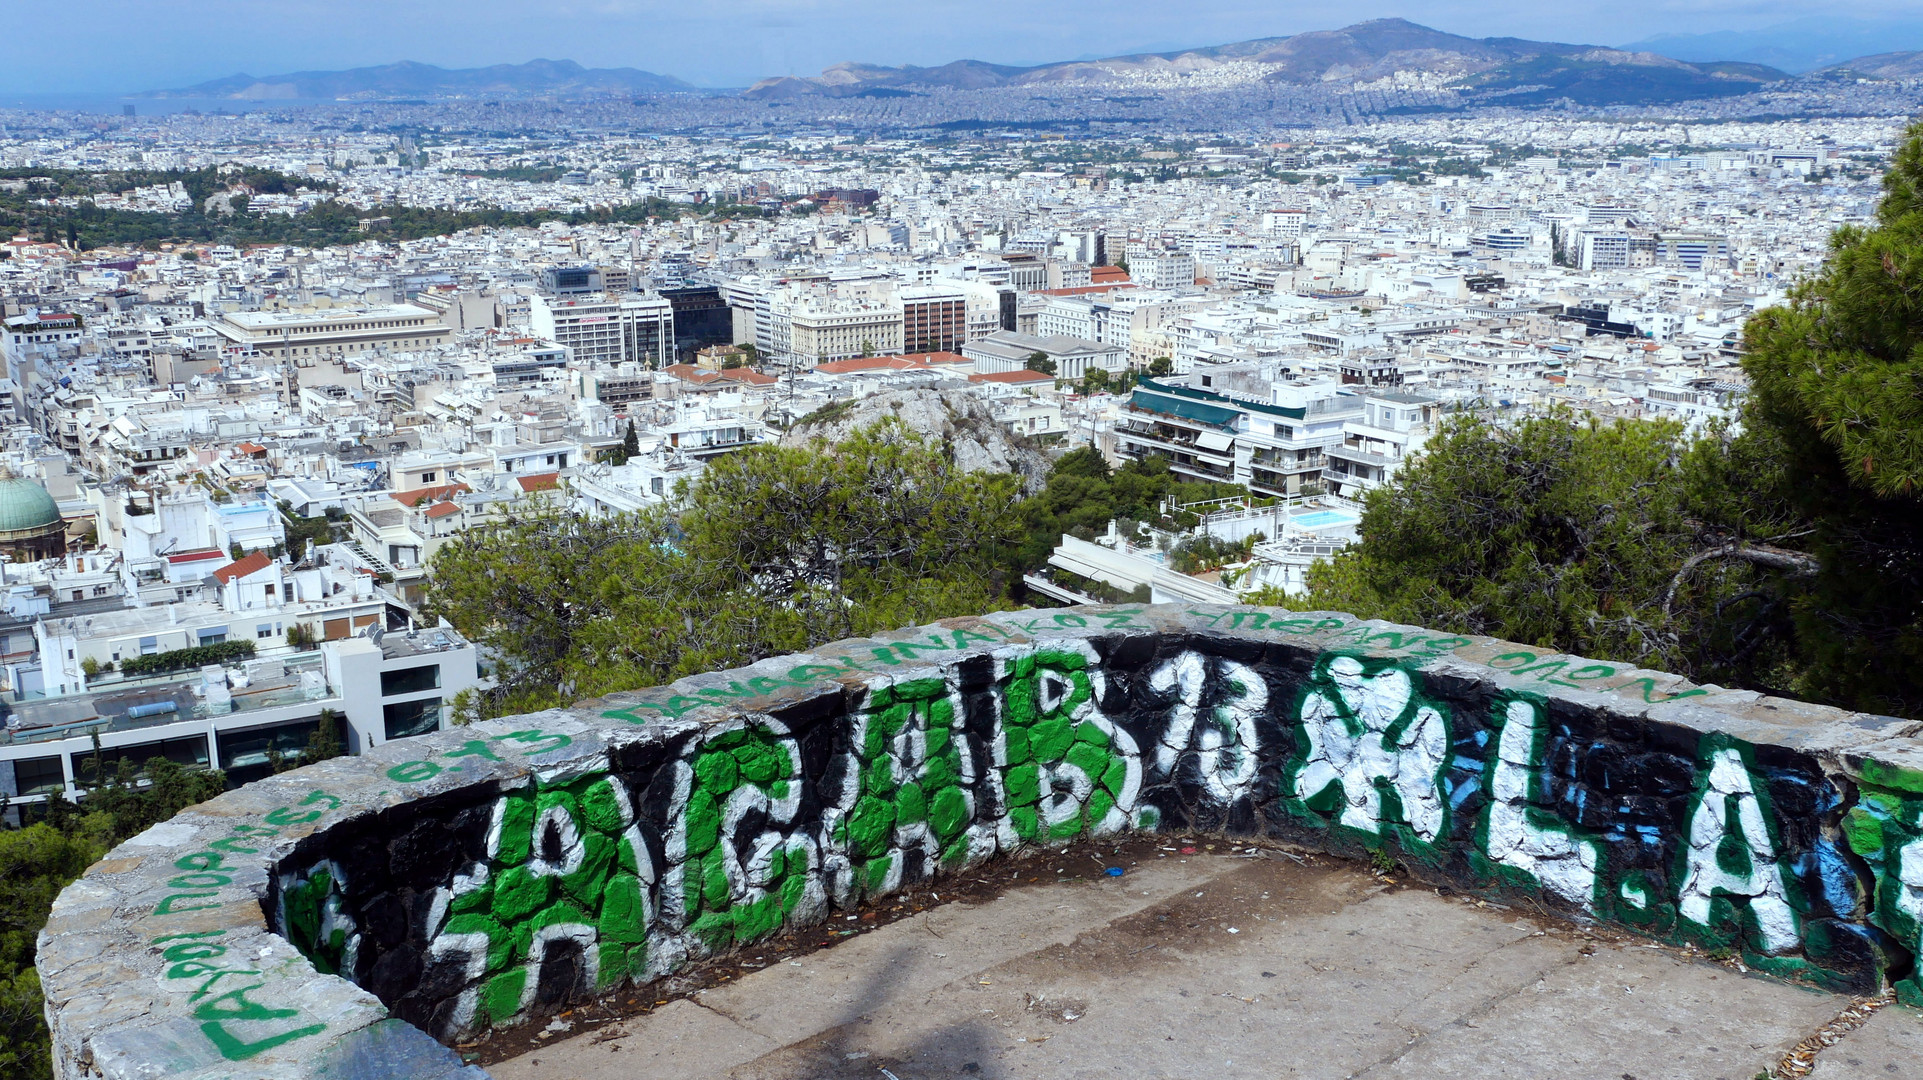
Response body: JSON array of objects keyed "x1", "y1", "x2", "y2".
[{"x1": 1734, "y1": 119, "x2": 1923, "y2": 715}]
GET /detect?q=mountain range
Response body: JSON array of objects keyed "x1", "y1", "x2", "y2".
[
  {"x1": 137, "y1": 19, "x2": 1923, "y2": 108},
  {"x1": 143, "y1": 59, "x2": 692, "y2": 100},
  {"x1": 742, "y1": 20, "x2": 1786, "y2": 106},
  {"x1": 1624, "y1": 17, "x2": 1923, "y2": 74}
]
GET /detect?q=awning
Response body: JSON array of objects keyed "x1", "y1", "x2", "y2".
[{"x1": 1196, "y1": 431, "x2": 1235, "y2": 452}]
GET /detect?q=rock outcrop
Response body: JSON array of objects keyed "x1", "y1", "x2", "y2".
[{"x1": 782, "y1": 388, "x2": 1054, "y2": 493}]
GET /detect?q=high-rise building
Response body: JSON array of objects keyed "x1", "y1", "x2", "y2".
[
  {"x1": 900, "y1": 284, "x2": 967, "y2": 354},
  {"x1": 529, "y1": 293, "x2": 675, "y2": 368}
]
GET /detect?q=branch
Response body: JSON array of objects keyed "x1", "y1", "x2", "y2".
[{"x1": 1662, "y1": 543, "x2": 1821, "y2": 618}]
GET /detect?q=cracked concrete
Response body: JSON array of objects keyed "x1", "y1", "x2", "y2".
[{"x1": 492, "y1": 850, "x2": 1870, "y2": 1080}]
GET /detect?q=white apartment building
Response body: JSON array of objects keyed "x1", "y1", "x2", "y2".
[
  {"x1": 1323, "y1": 390, "x2": 1441, "y2": 498},
  {"x1": 1115, "y1": 373, "x2": 1361, "y2": 497},
  {"x1": 778, "y1": 291, "x2": 904, "y2": 365},
  {"x1": 1124, "y1": 243, "x2": 1198, "y2": 290},
  {"x1": 1261, "y1": 209, "x2": 1308, "y2": 238},
  {"x1": 529, "y1": 293, "x2": 675, "y2": 368}
]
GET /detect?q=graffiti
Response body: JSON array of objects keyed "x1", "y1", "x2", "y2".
[
  {"x1": 153, "y1": 930, "x2": 329, "y2": 1062},
  {"x1": 278, "y1": 861, "x2": 358, "y2": 977},
  {"x1": 664, "y1": 717, "x2": 824, "y2": 958},
  {"x1": 432, "y1": 765, "x2": 649, "y2": 1031},
  {"x1": 1147, "y1": 651, "x2": 1263, "y2": 806},
  {"x1": 829, "y1": 675, "x2": 993, "y2": 902},
  {"x1": 1477, "y1": 698, "x2": 1601, "y2": 909},
  {"x1": 1844, "y1": 773, "x2": 1923, "y2": 1006},
  {"x1": 1675, "y1": 736, "x2": 1801, "y2": 955},
  {"x1": 1289, "y1": 655, "x2": 1449, "y2": 844},
  {"x1": 237, "y1": 618, "x2": 1916, "y2": 1055},
  {"x1": 999, "y1": 643, "x2": 1141, "y2": 842},
  {"x1": 85, "y1": 603, "x2": 1923, "y2": 1080}
]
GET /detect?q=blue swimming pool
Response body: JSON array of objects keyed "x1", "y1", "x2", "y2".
[{"x1": 1292, "y1": 510, "x2": 1358, "y2": 529}]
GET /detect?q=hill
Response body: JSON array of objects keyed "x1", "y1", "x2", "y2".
[
  {"x1": 745, "y1": 19, "x2": 1786, "y2": 106},
  {"x1": 144, "y1": 59, "x2": 693, "y2": 101},
  {"x1": 1814, "y1": 52, "x2": 1923, "y2": 80}
]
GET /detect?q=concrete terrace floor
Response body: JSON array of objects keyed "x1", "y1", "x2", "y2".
[{"x1": 490, "y1": 844, "x2": 1923, "y2": 1080}]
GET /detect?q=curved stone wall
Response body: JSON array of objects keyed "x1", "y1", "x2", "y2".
[{"x1": 40, "y1": 605, "x2": 1923, "y2": 1078}]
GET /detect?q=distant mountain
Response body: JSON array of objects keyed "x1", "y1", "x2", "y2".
[
  {"x1": 144, "y1": 59, "x2": 694, "y2": 100},
  {"x1": 1624, "y1": 18, "x2": 1923, "y2": 75},
  {"x1": 1814, "y1": 52, "x2": 1923, "y2": 81},
  {"x1": 746, "y1": 19, "x2": 1787, "y2": 106}
]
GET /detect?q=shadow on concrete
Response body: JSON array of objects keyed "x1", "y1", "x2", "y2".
[{"x1": 732, "y1": 940, "x2": 1007, "y2": 1080}]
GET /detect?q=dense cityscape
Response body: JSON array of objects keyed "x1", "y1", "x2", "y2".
[{"x1": 0, "y1": 103, "x2": 1904, "y2": 791}]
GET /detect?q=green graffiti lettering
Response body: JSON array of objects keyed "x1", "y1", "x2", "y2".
[
  {"x1": 386, "y1": 760, "x2": 442, "y2": 784},
  {"x1": 1614, "y1": 677, "x2": 1710, "y2": 704},
  {"x1": 160, "y1": 942, "x2": 226, "y2": 962},
  {"x1": 154, "y1": 892, "x2": 221, "y2": 915},
  {"x1": 1508, "y1": 658, "x2": 1582, "y2": 687},
  {"x1": 872, "y1": 640, "x2": 953, "y2": 665},
  {"x1": 198, "y1": 1020, "x2": 328, "y2": 1061},
  {"x1": 167, "y1": 873, "x2": 232, "y2": 890},
  {"x1": 444, "y1": 740, "x2": 505, "y2": 763},
  {"x1": 1476, "y1": 696, "x2": 1602, "y2": 909},
  {"x1": 1674, "y1": 734, "x2": 1802, "y2": 955},
  {"x1": 494, "y1": 729, "x2": 572, "y2": 754},
  {"x1": 784, "y1": 663, "x2": 851, "y2": 683}
]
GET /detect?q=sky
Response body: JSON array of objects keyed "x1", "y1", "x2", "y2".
[{"x1": 9, "y1": 0, "x2": 1923, "y2": 94}]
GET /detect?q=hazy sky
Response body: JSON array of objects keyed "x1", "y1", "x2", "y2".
[{"x1": 11, "y1": 1, "x2": 1923, "y2": 94}]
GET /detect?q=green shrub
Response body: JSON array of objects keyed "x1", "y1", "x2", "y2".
[{"x1": 116, "y1": 639, "x2": 256, "y2": 678}]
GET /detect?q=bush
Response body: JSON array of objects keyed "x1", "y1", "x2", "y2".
[{"x1": 116, "y1": 639, "x2": 256, "y2": 678}]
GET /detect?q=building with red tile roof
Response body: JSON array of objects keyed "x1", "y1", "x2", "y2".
[
  {"x1": 391, "y1": 483, "x2": 470, "y2": 509},
  {"x1": 967, "y1": 369, "x2": 1056, "y2": 386},
  {"x1": 211, "y1": 550, "x2": 272, "y2": 584}
]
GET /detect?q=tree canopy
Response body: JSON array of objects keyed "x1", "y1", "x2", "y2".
[
  {"x1": 426, "y1": 420, "x2": 1024, "y2": 716},
  {"x1": 1729, "y1": 117, "x2": 1923, "y2": 715}
]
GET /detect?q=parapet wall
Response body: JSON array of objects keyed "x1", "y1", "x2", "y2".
[{"x1": 39, "y1": 605, "x2": 1923, "y2": 1078}]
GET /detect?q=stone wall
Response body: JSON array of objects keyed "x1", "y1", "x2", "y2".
[{"x1": 39, "y1": 605, "x2": 1923, "y2": 1078}]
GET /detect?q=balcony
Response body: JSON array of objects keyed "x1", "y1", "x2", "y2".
[
  {"x1": 1251, "y1": 450, "x2": 1327, "y2": 474},
  {"x1": 1326, "y1": 443, "x2": 1396, "y2": 469},
  {"x1": 1117, "y1": 421, "x2": 1234, "y2": 467}
]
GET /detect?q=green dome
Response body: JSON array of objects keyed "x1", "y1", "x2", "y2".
[{"x1": 0, "y1": 477, "x2": 61, "y2": 533}]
